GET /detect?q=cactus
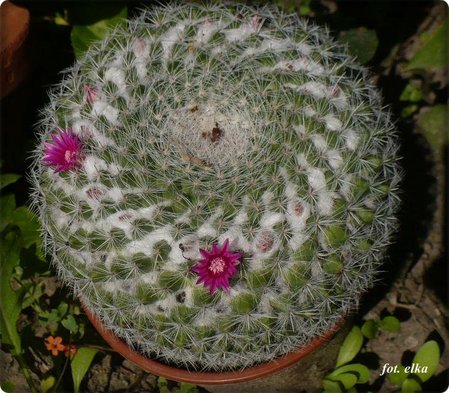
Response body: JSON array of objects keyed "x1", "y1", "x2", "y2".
[{"x1": 30, "y1": 3, "x2": 401, "y2": 371}]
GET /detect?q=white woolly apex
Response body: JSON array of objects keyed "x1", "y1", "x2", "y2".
[
  {"x1": 182, "y1": 286, "x2": 194, "y2": 308},
  {"x1": 287, "y1": 197, "x2": 311, "y2": 251},
  {"x1": 272, "y1": 58, "x2": 324, "y2": 75},
  {"x1": 161, "y1": 22, "x2": 186, "y2": 60},
  {"x1": 302, "y1": 106, "x2": 317, "y2": 118},
  {"x1": 72, "y1": 119, "x2": 116, "y2": 148},
  {"x1": 132, "y1": 37, "x2": 150, "y2": 59},
  {"x1": 219, "y1": 226, "x2": 252, "y2": 253},
  {"x1": 323, "y1": 114, "x2": 343, "y2": 132},
  {"x1": 197, "y1": 207, "x2": 223, "y2": 238},
  {"x1": 91, "y1": 100, "x2": 119, "y2": 125},
  {"x1": 51, "y1": 172, "x2": 76, "y2": 195},
  {"x1": 310, "y1": 135, "x2": 343, "y2": 170},
  {"x1": 196, "y1": 19, "x2": 224, "y2": 45},
  {"x1": 310, "y1": 134, "x2": 328, "y2": 153},
  {"x1": 107, "y1": 188, "x2": 124, "y2": 203},
  {"x1": 126, "y1": 226, "x2": 173, "y2": 255},
  {"x1": 104, "y1": 65, "x2": 132, "y2": 105},
  {"x1": 251, "y1": 229, "x2": 281, "y2": 264},
  {"x1": 81, "y1": 155, "x2": 109, "y2": 181},
  {"x1": 177, "y1": 235, "x2": 201, "y2": 261},
  {"x1": 140, "y1": 272, "x2": 159, "y2": 285},
  {"x1": 344, "y1": 129, "x2": 360, "y2": 151},
  {"x1": 155, "y1": 294, "x2": 178, "y2": 315},
  {"x1": 307, "y1": 167, "x2": 327, "y2": 190},
  {"x1": 233, "y1": 208, "x2": 249, "y2": 226},
  {"x1": 339, "y1": 174, "x2": 354, "y2": 199},
  {"x1": 103, "y1": 280, "x2": 122, "y2": 293},
  {"x1": 259, "y1": 211, "x2": 284, "y2": 228},
  {"x1": 223, "y1": 18, "x2": 258, "y2": 43},
  {"x1": 258, "y1": 292, "x2": 274, "y2": 314},
  {"x1": 51, "y1": 207, "x2": 71, "y2": 228},
  {"x1": 293, "y1": 124, "x2": 306, "y2": 136},
  {"x1": 132, "y1": 37, "x2": 151, "y2": 80},
  {"x1": 261, "y1": 190, "x2": 274, "y2": 206},
  {"x1": 167, "y1": 102, "x2": 253, "y2": 168},
  {"x1": 327, "y1": 150, "x2": 344, "y2": 170},
  {"x1": 307, "y1": 167, "x2": 335, "y2": 216},
  {"x1": 329, "y1": 86, "x2": 349, "y2": 110},
  {"x1": 195, "y1": 308, "x2": 219, "y2": 327},
  {"x1": 284, "y1": 81, "x2": 328, "y2": 100}
]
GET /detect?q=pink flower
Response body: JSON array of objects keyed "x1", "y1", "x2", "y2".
[
  {"x1": 42, "y1": 129, "x2": 83, "y2": 172},
  {"x1": 84, "y1": 85, "x2": 99, "y2": 104},
  {"x1": 192, "y1": 239, "x2": 242, "y2": 294},
  {"x1": 250, "y1": 15, "x2": 260, "y2": 30}
]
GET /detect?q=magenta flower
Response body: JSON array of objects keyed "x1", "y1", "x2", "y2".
[
  {"x1": 192, "y1": 239, "x2": 242, "y2": 295},
  {"x1": 42, "y1": 129, "x2": 83, "y2": 172},
  {"x1": 84, "y1": 84, "x2": 99, "y2": 104}
]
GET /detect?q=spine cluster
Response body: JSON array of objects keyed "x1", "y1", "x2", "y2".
[{"x1": 31, "y1": 3, "x2": 401, "y2": 371}]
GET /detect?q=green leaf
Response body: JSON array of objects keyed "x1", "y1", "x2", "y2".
[
  {"x1": 175, "y1": 382, "x2": 200, "y2": 393},
  {"x1": 57, "y1": 302, "x2": 69, "y2": 318},
  {"x1": 157, "y1": 377, "x2": 170, "y2": 393},
  {"x1": 1, "y1": 380, "x2": 16, "y2": 393},
  {"x1": 326, "y1": 373, "x2": 358, "y2": 389},
  {"x1": 401, "y1": 104, "x2": 419, "y2": 118},
  {"x1": 21, "y1": 282, "x2": 44, "y2": 310},
  {"x1": 400, "y1": 84, "x2": 423, "y2": 103},
  {"x1": 412, "y1": 340, "x2": 440, "y2": 382},
  {"x1": 0, "y1": 174, "x2": 21, "y2": 190},
  {"x1": 417, "y1": 105, "x2": 448, "y2": 160},
  {"x1": 329, "y1": 363, "x2": 370, "y2": 384},
  {"x1": 11, "y1": 206, "x2": 41, "y2": 250},
  {"x1": 0, "y1": 194, "x2": 16, "y2": 231},
  {"x1": 71, "y1": 347, "x2": 99, "y2": 393},
  {"x1": 361, "y1": 320, "x2": 378, "y2": 339},
  {"x1": 0, "y1": 232, "x2": 22, "y2": 354},
  {"x1": 338, "y1": 27, "x2": 378, "y2": 64},
  {"x1": 388, "y1": 364, "x2": 408, "y2": 386},
  {"x1": 379, "y1": 316, "x2": 401, "y2": 333},
  {"x1": 335, "y1": 326, "x2": 364, "y2": 367},
  {"x1": 40, "y1": 376, "x2": 55, "y2": 393},
  {"x1": 71, "y1": 6, "x2": 127, "y2": 59},
  {"x1": 401, "y1": 377, "x2": 422, "y2": 393},
  {"x1": 62, "y1": 314, "x2": 79, "y2": 334},
  {"x1": 322, "y1": 378, "x2": 343, "y2": 393},
  {"x1": 407, "y1": 18, "x2": 449, "y2": 70}
]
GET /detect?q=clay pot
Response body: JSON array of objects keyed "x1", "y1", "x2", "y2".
[
  {"x1": 0, "y1": 1, "x2": 30, "y2": 98},
  {"x1": 81, "y1": 301, "x2": 349, "y2": 392}
]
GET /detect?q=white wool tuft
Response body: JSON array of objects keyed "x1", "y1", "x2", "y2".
[
  {"x1": 82, "y1": 155, "x2": 108, "y2": 180},
  {"x1": 92, "y1": 100, "x2": 119, "y2": 125},
  {"x1": 161, "y1": 22, "x2": 186, "y2": 59},
  {"x1": 344, "y1": 129, "x2": 359, "y2": 150},
  {"x1": 323, "y1": 114, "x2": 342, "y2": 131}
]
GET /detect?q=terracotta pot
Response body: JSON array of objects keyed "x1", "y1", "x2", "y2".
[
  {"x1": 0, "y1": 1, "x2": 30, "y2": 98},
  {"x1": 81, "y1": 301, "x2": 349, "y2": 392}
]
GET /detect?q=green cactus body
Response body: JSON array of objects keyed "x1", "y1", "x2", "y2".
[{"x1": 31, "y1": 3, "x2": 401, "y2": 370}]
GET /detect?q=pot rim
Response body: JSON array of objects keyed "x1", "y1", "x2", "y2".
[{"x1": 81, "y1": 300, "x2": 343, "y2": 385}]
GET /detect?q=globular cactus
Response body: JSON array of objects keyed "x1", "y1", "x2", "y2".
[{"x1": 31, "y1": 3, "x2": 401, "y2": 371}]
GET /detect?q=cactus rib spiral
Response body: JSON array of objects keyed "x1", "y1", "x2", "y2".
[{"x1": 30, "y1": 3, "x2": 401, "y2": 371}]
